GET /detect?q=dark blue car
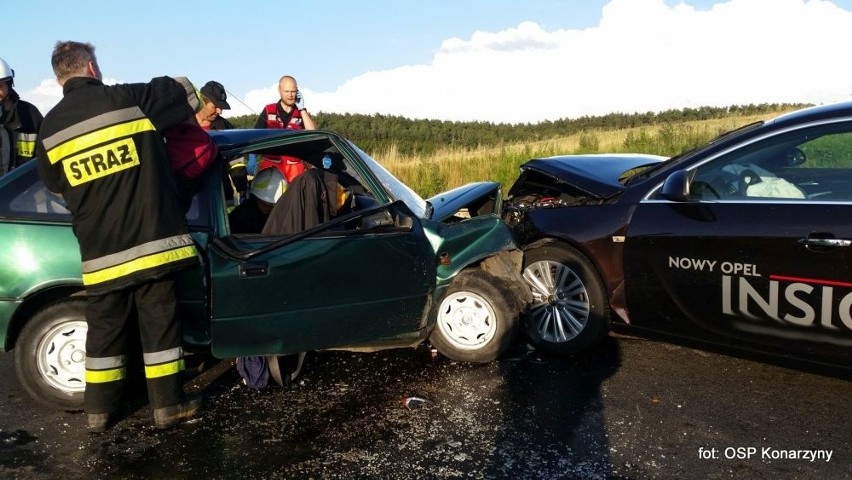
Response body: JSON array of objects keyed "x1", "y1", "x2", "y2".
[{"x1": 504, "y1": 102, "x2": 852, "y2": 370}]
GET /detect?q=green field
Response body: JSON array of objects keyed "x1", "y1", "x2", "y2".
[
  {"x1": 228, "y1": 104, "x2": 805, "y2": 197},
  {"x1": 375, "y1": 109, "x2": 798, "y2": 197}
]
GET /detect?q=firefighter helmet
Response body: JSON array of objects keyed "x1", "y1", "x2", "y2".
[
  {"x1": 250, "y1": 167, "x2": 287, "y2": 204},
  {"x1": 0, "y1": 58, "x2": 14, "y2": 85}
]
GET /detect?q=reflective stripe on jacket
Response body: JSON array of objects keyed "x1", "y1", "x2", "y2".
[
  {"x1": 263, "y1": 103, "x2": 305, "y2": 130},
  {"x1": 16, "y1": 131, "x2": 37, "y2": 158},
  {"x1": 36, "y1": 76, "x2": 200, "y2": 295},
  {"x1": 0, "y1": 90, "x2": 42, "y2": 169}
]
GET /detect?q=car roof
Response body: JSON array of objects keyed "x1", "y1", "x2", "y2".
[
  {"x1": 766, "y1": 100, "x2": 852, "y2": 129},
  {"x1": 207, "y1": 128, "x2": 307, "y2": 154}
]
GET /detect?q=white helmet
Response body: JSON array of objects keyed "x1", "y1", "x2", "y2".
[
  {"x1": 250, "y1": 167, "x2": 287, "y2": 204},
  {"x1": 0, "y1": 58, "x2": 14, "y2": 85}
]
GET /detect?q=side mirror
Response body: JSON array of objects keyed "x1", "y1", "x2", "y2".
[
  {"x1": 783, "y1": 147, "x2": 806, "y2": 167},
  {"x1": 658, "y1": 170, "x2": 690, "y2": 202}
]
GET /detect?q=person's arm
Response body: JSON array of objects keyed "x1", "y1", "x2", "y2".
[
  {"x1": 35, "y1": 139, "x2": 62, "y2": 194},
  {"x1": 300, "y1": 109, "x2": 317, "y2": 130},
  {"x1": 122, "y1": 76, "x2": 200, "y2": 131},
  {"x1": 253, "y1": 109, "x2": 268, "y2": 129},
  {"x1": 228, "y1": 157, "x2": 248, "y2": 199},
  {"x1": 25, "y1": 101, "x2": 44, "y2": 131},
  {"x1": 295, "y1": 93, "x2": 316, "y2": 130},
  {"x1": 15, "y1": 101, "x2": 42, "y2": 163}
]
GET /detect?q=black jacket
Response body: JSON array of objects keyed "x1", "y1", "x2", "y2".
[
  {"x1": 36, "y1": 76, "x2": 200, "y2": 295},
  {"x1": 1, "y1": 87, "x2": 42, "y2": 170},
  {"x1": 262, "y1": 168, "x2": 339, "y2": 235},
  {"x1": 229, "y1": 198, "x2": 270, "y2": 234}
]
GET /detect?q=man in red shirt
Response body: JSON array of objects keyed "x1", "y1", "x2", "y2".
[{"x1": 254, "y1": 75, "x2": 316, "y2": 182}]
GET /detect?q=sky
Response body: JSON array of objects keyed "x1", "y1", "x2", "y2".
[{"x1": 7, "y1": 0, "x2": 852, "y2": 124}]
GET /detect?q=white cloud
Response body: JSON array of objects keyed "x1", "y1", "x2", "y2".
[
  {"x1": 28, "y1": 76, "x2": 121, "y2": 115},
  {"x1": 303, "y1": 0, "x2": 852, "y2": 123},
  {"x1": 27, "y1": 79, "x2": 62, "y2": 115},
  {"x1": 22, "y1": 0, "x2": 852, "y2": 124}
]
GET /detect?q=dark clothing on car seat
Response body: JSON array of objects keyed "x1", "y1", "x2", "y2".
[
  {"x1": 229, "y1": 198, "x2": 272, "y2": 234},
  {"x1": 262, "y1": 168, "x2": 340, "y2": 235}
]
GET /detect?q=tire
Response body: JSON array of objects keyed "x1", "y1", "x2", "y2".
[
  {"x1": 14, "y1": 300, "x2": 87, "y2": 410},
  {"x1": 429, "y1": 269, "x2": 520, "y2": 363},
  {"x1": 522, "y1": 242, "x2": 610, "y2": 355}
]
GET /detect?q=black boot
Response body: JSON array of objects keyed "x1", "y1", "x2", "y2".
[{"x1": 152, "y1": 396, "x2": 203, "y2": 429}]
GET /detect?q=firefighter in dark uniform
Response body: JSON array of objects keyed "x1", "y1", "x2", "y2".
[
  {"x1": 0, "y1": 57, "x2": 43, "y2": 174},
  {"x1": 36, "y1": 41, "x2": 202, "y2": 432}
]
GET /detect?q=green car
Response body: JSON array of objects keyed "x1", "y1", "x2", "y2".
[{"x1": 0, "y1": 128, "x2": 529, "y2": 410}]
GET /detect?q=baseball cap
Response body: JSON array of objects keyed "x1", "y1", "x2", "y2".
[{"x1": 200, "y1": 81, "x2": 231, "y2": 110}]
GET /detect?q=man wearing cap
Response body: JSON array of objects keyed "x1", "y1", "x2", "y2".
[
  {"x1": 196, "y1": 80, "x2": 247, "y2": 204},
  {"x1": 197, "y1": 81, "x2": 233, "y2": 130}
]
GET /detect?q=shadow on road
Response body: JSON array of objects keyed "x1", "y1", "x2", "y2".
[
  {"x1": 2, "y1": 338, "x2": 624, "y2": 479},
  {"x1": 486, "y1": 336, "x2": 624, "y2": 478}
]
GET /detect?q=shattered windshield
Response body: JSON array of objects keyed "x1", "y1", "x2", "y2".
[{"x1": 349, "y1": 143, "x2": 430, "y2": 218}]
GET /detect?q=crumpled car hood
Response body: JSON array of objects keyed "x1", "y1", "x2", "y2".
[
  {"x1": 427, "y1": 181, "x2": 501, "y2": 222},
  {"x1": 520, "y1": 154, "x2": 666, "y2": 198}
]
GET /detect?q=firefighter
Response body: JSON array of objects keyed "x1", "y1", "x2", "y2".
[
  {"x1": 254, "y1": 75, "x2": 316, "y2": 182},
  {"x1": 36, "y1": 41, "x2": 202, "y2": 432},
  {"x1": 229, "y1": 167, "x2": 287, "y2": 234},
  {"x1": 0, "y1": 57, "x2": 43, "y2": 175}
]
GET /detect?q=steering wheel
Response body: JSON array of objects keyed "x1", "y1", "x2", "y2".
[
  {"x1": 691, "y1": 181, "x2": 720, "y2": 199},
  {"x1": 739, "y1": 169, "x2": 762, "y2": 197},
  {"x1": 707, "y1": 172, "x2": 739, "y2": 198}
]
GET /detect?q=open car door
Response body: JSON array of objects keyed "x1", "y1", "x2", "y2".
[{"x1": 207, "y1": 201, "x2": 437, "y2": 358}]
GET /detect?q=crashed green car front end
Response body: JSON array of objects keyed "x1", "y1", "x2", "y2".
[{"x1": 425, "y1": 215, "x2": 524, "y2": 296}]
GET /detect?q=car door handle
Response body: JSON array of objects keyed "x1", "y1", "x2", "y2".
[
  {"x1": 239, "y1": 262, "x2": 269, "y2": 277},
  {"x1": 798, "y1": 237, "x2": 852, "y2": 248}
]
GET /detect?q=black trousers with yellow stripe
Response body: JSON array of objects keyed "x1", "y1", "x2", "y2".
[{"x1": 84, "y1": 276, "x2": 186, "y2": 414}]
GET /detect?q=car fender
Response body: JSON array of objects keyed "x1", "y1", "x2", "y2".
[
  {"x1": 1, "y1": 284, "x2": 85, "y2": 351},
  {"x1": 423, "y1": 216, "x2": 530, "y2": 314}
]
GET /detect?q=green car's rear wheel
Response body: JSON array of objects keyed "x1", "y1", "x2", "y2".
[{"x1": 15, "y1": 300, "x2": 87, "y2": 410}]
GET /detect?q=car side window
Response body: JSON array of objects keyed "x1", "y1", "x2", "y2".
[
  {"x1": 0, "y1": 166, "x2": 71, "y2": 221},
  {"x1": 690, "y1": 122, "x2": 852, "y2": 202},
  {"x1": 0, "y1": 164, "x2": 208, "y2": 226},
  {"x1": 230, "y1": 139, "x2": 380, "y2": 236}
]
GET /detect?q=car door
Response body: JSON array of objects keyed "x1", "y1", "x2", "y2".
[
  {"x1": 207, "y1": 201, "x2": 437, "y2": 358},
  {"x1": 623, "y1": 121, "x2": 852, "y2": 365}
]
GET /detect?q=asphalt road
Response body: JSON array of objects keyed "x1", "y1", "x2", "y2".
[{"x1": 0, "y1": 334, "x2": 849, "y2": 479}]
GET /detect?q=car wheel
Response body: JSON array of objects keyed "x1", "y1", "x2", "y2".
[
  {"x1": 14, "y1": 300, "x2": 87, "y2": 410},
  {"x1": 522, "y1": 242, "x2": 609, "y2": 354},
  {"x1": 429, "y1": 269, "x2": 519, "y2": 363}
]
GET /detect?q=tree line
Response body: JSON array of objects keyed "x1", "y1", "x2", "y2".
[{"x1": 228, "y1": 103, "x2": 809, "y2": 156}]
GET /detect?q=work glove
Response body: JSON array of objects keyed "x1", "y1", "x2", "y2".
[{"x1": 296, "y1": 92, "x2": 305, "y2": 111}]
